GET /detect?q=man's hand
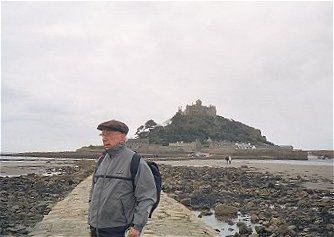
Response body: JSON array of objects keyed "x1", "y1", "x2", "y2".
[{"x1": 127, "y1": 227, "x2": 140, "y2": 237}]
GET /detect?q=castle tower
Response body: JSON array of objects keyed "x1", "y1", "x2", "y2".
[
  {"x1": 178, "y1": 106, "x2": 182, "y2": 113},
  {"x1": 195, "y1": 99, "x2": 202, "y2": 106},
  {"x1": 184, "y1": 99, "x2": 216, "y2": 117}
]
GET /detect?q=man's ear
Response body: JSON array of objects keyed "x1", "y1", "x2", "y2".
[{"x1": 120, "y1": 133, "x2": 127, "y2": 143}]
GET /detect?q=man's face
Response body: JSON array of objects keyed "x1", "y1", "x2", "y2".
[{"x1": 100, "y1": 130, "x2": 126, "y2": 149}]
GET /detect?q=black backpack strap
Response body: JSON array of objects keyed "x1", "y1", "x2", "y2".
[
  {"x1": 96, "y1": 151, "x2": 106, "y2": 168},
  {"x1": 130, "y1": 153, "x2": 141, "y2": 190},
  {"x1": 93, "y1": 151, "x2": 107, "y2": 184},
  {"x1": 94, "y1": 174, "x2": 132, "y2": 180}
]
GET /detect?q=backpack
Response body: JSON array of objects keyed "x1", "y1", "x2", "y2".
[{"x1": 130, "y1": 153, "x2": 162, "y2": 218}]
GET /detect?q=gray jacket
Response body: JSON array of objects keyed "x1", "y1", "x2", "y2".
[{"x1": 88, "y1": 144, "x2": 157, "y2": 231}]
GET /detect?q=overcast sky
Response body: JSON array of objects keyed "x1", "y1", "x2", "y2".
[{"x1": 1, "y1": 1, "x2": 333, "y2": 152}]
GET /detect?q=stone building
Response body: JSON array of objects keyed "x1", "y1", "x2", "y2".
[{"x1": 182, "y1": 99, "x2": 216, "y2": 117}]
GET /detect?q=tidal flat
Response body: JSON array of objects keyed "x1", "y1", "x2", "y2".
[{"x1": 1, "y1": 156, "x2": 333, "y2": 236}]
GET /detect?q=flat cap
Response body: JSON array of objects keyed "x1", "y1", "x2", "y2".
[{"x1": 97, "y1": 119, "x2": 129, "y2": 134}]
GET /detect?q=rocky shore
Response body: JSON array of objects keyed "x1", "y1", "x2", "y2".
[
  {"x1": 160, "y1": 164, "x2": 334, "y2": 237},
  {"x1": 1, "y1": 157, "x2": 333, "y2": 237},
  {"x1": 2, "y1": 151, "x2": 101, "y2": 159},
  {"x1": 0, "y1": 160, "x2": 95, "y2": 236}
]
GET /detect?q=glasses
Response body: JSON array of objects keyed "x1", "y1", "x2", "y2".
[
  {"x1": 99, "y1": 130, "x2": 120, "y2": 137},
  {"x1": 99, "y1": 131, "x2": 117, "y2": 137}
]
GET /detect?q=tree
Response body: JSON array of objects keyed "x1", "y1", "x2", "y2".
[{"x1": 135, "y1": 119, "x2": 158, "y2": 139}]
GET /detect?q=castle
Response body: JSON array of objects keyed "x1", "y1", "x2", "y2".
[{"x1": 179, "y1": 99, "x2": 217, "y2": 117}]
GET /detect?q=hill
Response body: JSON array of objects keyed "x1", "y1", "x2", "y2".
[{"x1": 136, "y1": 100, "x2": 273, "y2": 146}]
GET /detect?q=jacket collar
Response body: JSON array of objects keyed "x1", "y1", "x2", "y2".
[{"x1": 104, "y1": 143, "x2": 126, "y2": 157}]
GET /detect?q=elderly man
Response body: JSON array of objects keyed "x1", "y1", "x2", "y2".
[{"x1": 88, "y1": 119, "x2": 157, "y2": 237}]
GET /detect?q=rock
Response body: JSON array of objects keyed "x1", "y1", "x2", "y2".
[
  {"x1": 237, "y1": 222, "x2": 252, "y2": 235},
  {"x1": 303, "y1": 227, "x2": 310, "y2": 232},
  {"x1": 255, "y1": 225, "x2": 271, "y2": 235},
  {"x1": 326, "y1": 223, "x2": 334, "y2": 230},
  {"x1": 251, "y1": 214, "x2": 259, "y2": 223},
  {"x1": 262, "y1": 220, "x2": 270, "y2": 227},
  {"x1": 180, "y1": 198, "x2": 191, "y2": 206},
  {"x1": 6, "y1": 224, "x2": 27, "y2": 234},
  {"x1": 198, "y1": 184, "x2": 212, "y2": 194},
  {"x1": 265, "y1": 181, "x2": 275, "y2": 188},
  {"x1": 0, "y1": 196, "x2": 8, "y2": 202},
  {"x1": 277, "y1": 224, "x2": 296, "y2": 236},
  {"x1": 245, "y1": 200, "x2": 256, "y2": 210},
  {"x1": 248, "y1": 234, "x2": 259, "y2": 237},
  {"x1": 297, "y1": 190, "x2": 308, "y2": 198},
  {"x1": 214, "y1": 204, "x2": 238, "y2": 220},
  {"x1": 227, "y1": 220, "x2": 234, "y2": 225},
  {"x1": 11, "y1": 205, "x2": 20, "y2": 212},
  {"x1": 270, "y1": 217, "x2": 284, "y2": 226},
  {"x1": 199, "y1": 209, "x2": 213, "y2": 216}
]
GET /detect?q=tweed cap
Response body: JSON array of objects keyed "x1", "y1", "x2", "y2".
[{"x1": 97, "y1": 119, "x2": 129, "y2": 134}]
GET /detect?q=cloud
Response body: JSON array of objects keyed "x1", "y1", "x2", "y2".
[{"x1": 1, "y1": 1, "x2": 332, "y2": 152}]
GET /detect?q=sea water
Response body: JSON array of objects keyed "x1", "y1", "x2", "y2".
[
  {"x1": 0, "y1": 156, "x2": 93, "y2": 177},
  {"x1": 193, "y1": 210, "x2": 260, "y2": 236}
]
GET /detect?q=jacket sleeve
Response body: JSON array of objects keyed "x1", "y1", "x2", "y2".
[
  {"x1": 89, "y1": 174, "x2": 95, "y2": 203},
  {"x1": 132, "y1": 159, "x2": 157, "y2": 232}
]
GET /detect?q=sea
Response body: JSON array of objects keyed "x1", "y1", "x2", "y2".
[{"x1": 0, "y1": 156, "x2": 94, "y2": 177}]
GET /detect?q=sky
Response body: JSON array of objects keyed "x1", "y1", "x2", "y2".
[{"x1": 1, "y1": 1, "x2": 333, "y2": 152}]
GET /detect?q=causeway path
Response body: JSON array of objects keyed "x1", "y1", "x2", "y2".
[{"x1": 29, "y1": 176, "x2": 218, "y2": 237}]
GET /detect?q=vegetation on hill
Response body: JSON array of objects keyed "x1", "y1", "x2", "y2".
[{"x1": 136, "y1": 112, "x2": 273, "y2": 145}]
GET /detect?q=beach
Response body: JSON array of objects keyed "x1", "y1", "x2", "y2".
[
  {"x1": 0, "y1": 159, "x2": 96, "y2": 236},
  {"x1": 158, "y1": 158, "x2": 333, "y2": 236},
  {"x1": 2, "y1": 156, "x2": 332, "y2": 191},
  {"x1": 156, "y1": 158, "x2": 334, "y2": 191},
  {"x1": 1, "y1": 156, "x2": 333, "y2": 236}
]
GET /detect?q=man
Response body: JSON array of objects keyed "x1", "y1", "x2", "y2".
[
  {"x1": 225, "y1": 156, "x2": 232, "y2": 164},
  {"x1": 88, "y1": 119, "x2": 157, "y2": 237}
]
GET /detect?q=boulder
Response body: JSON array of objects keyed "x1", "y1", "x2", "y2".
[
  {"x1": 180, "y1": 198, "x2": 191, "y2": 206},
  {"x1": 214, "y1": 204, "x2": 238, "y2": 220},
  {"x1": 250, "y1": 214, "x2": 259, "y2": 223},
  {"x1": 236, "y1": 222, "x2": 252, "y2": 235},
  {"x1": 199, "y1": 209, "x2": 213, "y2": 217}
]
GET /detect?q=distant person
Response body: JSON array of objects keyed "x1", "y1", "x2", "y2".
[
  {"x1": 88, "y1": 119, "x2": 157, "y2": 237},
  {"x1": 225, "y1": 156, "x2": 232, "y2": 164}
]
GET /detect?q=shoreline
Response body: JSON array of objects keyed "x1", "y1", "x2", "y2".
[
  {"x1": 3, "y1": 149, "x2": 333, "y2": 160},
  {"x1": 0, "y1": 160, "x2": 96, "y2": 236},
  {"x1": 156, "y1": 159, "x2": 334, "y2": 191},
  {"x1": 0, "y1": 159, "x2": 94, "y2": 177},
  {"x1": 160, "y1": 163, "x2": 334, "y2": 236},
  {"x1": 1, "y1": 156, "x2": 333, "y2": 236}
]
